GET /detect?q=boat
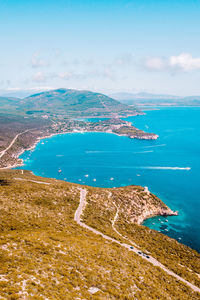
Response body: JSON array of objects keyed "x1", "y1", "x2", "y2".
[{"x1": 58, "y1": 168, "x2": 62, "y2": 173}]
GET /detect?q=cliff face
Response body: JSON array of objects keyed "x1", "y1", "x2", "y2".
[
  {"x1": 135, "y1": 205, "x2": 178, "y2": 225},
  {"x1": 85, "y1": 185, "x2": 177, "y2": 227},
  {"x1": 117, "y1": 185, "x2": 178, "y2": 225}
]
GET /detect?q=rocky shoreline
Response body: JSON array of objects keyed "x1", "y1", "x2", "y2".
[{"x1": 137, "y1": 207, "x2": 178, "y2": 225}]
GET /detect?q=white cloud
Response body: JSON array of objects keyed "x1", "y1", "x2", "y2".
[
  {"x1": 144, "y1": 53, "x2": 200, "y2": 72},
  {"x1": 32, "y1": 72, "x2": 47, "y2": 82},
  {"x1": 31, "y1": 52, "x2": 48, "y2": 68},
  {"x1": 31, "y1": 68, "x2": 115, "y2": 84},
  {"x1": 32, "y1": 71, "x2": 82, "y2": 83},
  {"x1": 169, "y1": 53, "x2": 200, "y2": 71},
  {"x1": 145, "y1": 57, "x2": 166, "y2": 70}
]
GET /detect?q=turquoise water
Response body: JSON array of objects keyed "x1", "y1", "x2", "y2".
[{"x1": 17, "y1": 108, "x2": 200, "y2": 252}]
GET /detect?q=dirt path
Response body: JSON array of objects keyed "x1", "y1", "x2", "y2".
[
  {"x1": 14, "y1": 178, "x2": 51, "y2": 185},
  {"x1": 75, "y1": 188, "x2": 200, "y2": 293},
  {"x1": 0, "y1": 130, "x2": 30, "y2": 159},
  {"x1": 111, "y1": 201, "x2": 138, "y2": 247}
]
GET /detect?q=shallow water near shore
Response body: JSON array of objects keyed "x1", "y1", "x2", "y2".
[{"x1": 17, "y1": 107, "x2": 200, "y2": 252}]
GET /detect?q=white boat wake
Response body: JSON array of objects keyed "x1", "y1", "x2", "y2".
[
  {"x1": 110, "y1": 166, "x2": 191, "y2": 170},
  {"x1": 143, "y1": 144, "x2": 166, "y2": 148},
  {"x1": 86, "y1": 150, "x2": 154, "y2": 154},
  {"x1": 138, "y1": 166, "x2": 191, "y2": 170}
]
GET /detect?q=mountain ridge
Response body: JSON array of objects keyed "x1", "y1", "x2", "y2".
[
  {"x1": 110, "y1": 92, "x2": 180, "y2": 100},
  {"x1": 0, "y1": 88, "x2": 141, "y2": 117},
  {"x1": 21, "y1": 88, "x2": 141, "y2": 117}
]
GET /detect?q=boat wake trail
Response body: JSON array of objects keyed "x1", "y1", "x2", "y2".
[
  {"x1": 143, "y1": 144, "x2": 166, "y2": 148},
  {"x1": 112, "y1": 166, "x2": 191, "y2": 170},
  {"x1": 86, "y1": 150, "x2": 154, "y2": 154},
  {"x1": 138, "y1": 166, "x2": 191, "y2": 170}
]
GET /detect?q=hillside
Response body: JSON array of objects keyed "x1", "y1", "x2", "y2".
[
  {"x1": 0, "y1": 97, "x2": 21, "y2": 115},
  {"x1": 0, "y1": 169, "x2": 199, "y2": 299},
  {"x1": 0, "y1": 113, "x2": 51, "y2": 152},
  {"x1": 20, "y1": 88, "x2": 141, "y2": 117}
]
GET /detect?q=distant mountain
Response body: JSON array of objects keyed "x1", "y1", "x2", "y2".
[
  {"x1": 110, "y1": 92, "x2": 200, "y2": 106},
  {"x1": 183, "y1": 96, "x2": 200, "y2": 101},
  {"x1": 0, "y1": 91, "x2": 38, "y2": 99},
  {"x1": 20, "y1": 88, "x2": 141, "y2": 117},
  {"x1": 110, "y1": 92, "x2": 181, "y2": 101},
  {"x1": 0, "y1": 88, "x2": 56, "y2": 98}
]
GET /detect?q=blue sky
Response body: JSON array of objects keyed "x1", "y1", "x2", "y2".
[{"x1": 1, "y1": 0, "x2": 200, "y2": 96}]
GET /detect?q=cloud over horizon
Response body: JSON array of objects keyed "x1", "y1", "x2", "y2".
[{"x1": 144, "y1": 53, "x2": 200, "y2": 72}]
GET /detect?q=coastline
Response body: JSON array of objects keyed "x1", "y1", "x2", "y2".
[
  {"x1": 74, "y1": 112, "x2": 145, "y2": 119},
  {"x1": 0, "y1": 130, "x2": 178, "y2": 227},
  {"x1": 0, "y1": 128, "x2": 158, "y2": 171},
  {"x1": 0, "y1": 132, "x2": 61, "y2": 170},
  {"x1": 139, "y1": 209, "x2": 178, "y2": 226},
  {"x1": 0, "y1": 123, "x2": 177, "y2": 230}
]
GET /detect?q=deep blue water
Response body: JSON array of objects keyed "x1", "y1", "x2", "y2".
[{"x1": 17, "y1": 107, "x2": 200, "y2": 252}]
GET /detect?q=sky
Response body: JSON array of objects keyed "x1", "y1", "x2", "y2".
[{"x1": 0, "y1": 0, "x2": 200, "y2": 96}]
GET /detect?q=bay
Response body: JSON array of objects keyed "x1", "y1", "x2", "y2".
[{"x1": 16, "y1": 107, "x2": 200, "y2": 252}]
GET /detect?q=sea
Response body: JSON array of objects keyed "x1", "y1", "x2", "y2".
[{"x1": 16, "y1": 107, "x2": 200, "y2": 252}]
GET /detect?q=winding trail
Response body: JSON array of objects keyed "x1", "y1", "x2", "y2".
[
  {"x1": 14, "y1": 178, "x2": 51, "y2": 185},
  {"x1": 0, "y1": 130, "x2": 30, "y2": 159},
  {"x1": 111, "y1": 201, "x2": 138, "y2": 248},
  {"x1": 75, "y1": 188, "x2": 200, "y2": 294}
]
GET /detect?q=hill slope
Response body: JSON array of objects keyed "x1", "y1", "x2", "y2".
[
  {"x1": 0, "y1": 170, "x2": 199, "y2": 299},
  {"x1": 20, "y1": 88, "x2": 141, "y2": 117},
  {"x1": 0, "y1": 97, "x2": 20, "y2": 114}
]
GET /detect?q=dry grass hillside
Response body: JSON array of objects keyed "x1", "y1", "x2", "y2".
[{"x1": 0, "y1": 170, "x2": 199, "y2": 299}]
